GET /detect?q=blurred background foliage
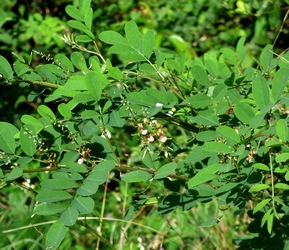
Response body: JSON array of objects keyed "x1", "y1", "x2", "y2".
[{"x1": 1, "y1": 0, "x2": 289, "y2": 249}]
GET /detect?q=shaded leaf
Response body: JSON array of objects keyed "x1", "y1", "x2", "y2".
[
  {"x1": 272, "y1": 68, "x2": 289, "y2": 102},
  {"x1": 72, "y1": 196, "x2": 94, "y2": 214},
  {"x1": 234, "y1": 102, "x2": 254, "y2": 124},
  {"x1": 46, "y1": 220, "x2": 68, "y2": 250},
  {"x1": 41, "y1": 179, "x2": 79, "y2": 189},
  {"x1": 61, "y1": 206, "x2": 79, "y2": 226},
  {"x1": 34, "y1": 203, "x2": 66, "y2": 215},
  {"x1": 216, "y1": 126, "x2": 240, "y2": 143},
  {"x1": 0, "y1": 122, "x2": 18, "y2": 154},
  {"x1": 36, "y1": 190, "x2": 73, "y2": 203},
  {"x1": 191, "y1": 65, "x2": 210, "y2": 86},
  {"x1": 203, "y1": 142, "x2": 233, "y2": 154},
  {"x1": 122, "y1": 171, "x2": 152, "y2": 183},
  {"x1": 252, "y1": 77, "x2": 270, "y2": 109}
]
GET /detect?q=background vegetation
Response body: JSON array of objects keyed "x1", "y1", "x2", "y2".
[{"x1": 1, "y1": 0, "x2": 289, "y2": 249}]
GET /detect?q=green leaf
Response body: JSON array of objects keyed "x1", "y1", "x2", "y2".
[
  {"x1": 202, "y1": 142, "x2": 233, "y2": 154},
  {"x1": 62, "y1": 76, "x2": 86, "y2": 91},
  {"x1": 109, "y1": 110, "x2": 125, "y2": 128},
  {"x1": 41, "y1": 179, "x2": 79, "y2": 189},
  {"x1": 58, "y1": 103, "x2": 72, "y2": 120},
  {"x1": 252, "y1": 163, "x2": 270, "y2": 171},
  {"x1": 71, "y1": 52, "x2": 88, "y2": 72},
  {"x1": 65, "y1": 5, "x2": 84, "y2": 21},
  {"x1": 275, "y1": 183, "x2": 289, "y2": 190},
  {"x1": 125, "y1": 21, "x2": 140, "y2": 49},
  {"x1": 20, "y1": 124, "x2": 37, "y2": 157},
  {"x1": 21, "y1": 115, "x2": 44, "y2": 134},
  {"x1": 108, "y1": 67, "x2": 123, "y2": 80},
  {"x1": 205, "y1": 59, "x2": 218, "y2": 78},
  {"x1": 0, "y1": 55, "x2": 13, "y2": 79},
  {"x1": 143, "y1": 30, "x2": 155, "y2": 58},
  {"x1": 276, "y1": 119, "x2": 288, "y2": 142},
  {"x1": 85, "y1": 71, "x2": 103, "y2": 100},
  {"x1": 249, "y1": 184, "x2": 270, "y2": 192},
  {"x1": 36, "y1": 190, "x2": 73, "y2": 203},
  {"x1": 127, "y1": 92, "x2": 156, "y2": 107},
  {"x1": 122, "y1": 171, "x2": 152, "y2": 183},
  {"x1": 272, "y1": 68, "x2": 289, "y2": 102},
  {"x1": 261, "y1": 208, "x2": 273, "y2": 228},
  {"x1": 38, "y1": 105, "x2": 56, "y2": 122},
  {"x1": 77, "y1": 179, "x2": 99, "y2": 196},
  {"x1": 76, "y1": 34, "x2": 93, "y2": 43},
  {"x1": 199, "y1": 216, "x2": 222, "y2": 227},
  {"x1": 0, "y1": 122, "x2": 18, "y2": 154},
  {"x1": 61, "y1": 206, "x2": 79, "y2": 226},
  {"x1": 252, "y1": 77, "x2": 270, "y2": 109},
  {"x1": 84, "y1": 7, "x2": 93, "y2": 30},
  {"x1": 99, "y1": 31, "x2": 128, "y2": 45},
  {"x1": 61, "y1": 162, "x2": 88, "y2": 173},
  {"x1": 267, "y1": 213, "x2": 274, "y2": 234},
  {"x1": 4, "y1": 168, "x2": 23, "y2": 181},
  {"x1": 67, "y1": 20, "x2": 94, "y2": 39},
  {"x1": 185, "y1": 94, "x2": 212, "y2": 109},
  {"x1": 196, "y1": 131, "x2": 217, "y2": 142},
  {"x1": 74, "y1": 93, "x2": 97, "y2": 103},
  {"x1": 212, "y1": 84, "x2": 228, "y2": 101},
  {"x1": 253, "y1": 198, "x2": 271, "y2": 214},
  {"x1": 188, "y1": 164, "x2": 220, "y2": 188},
  {"x1": 34, "y1": 203, "x2": 66, "y2": 215},
  {"x1": 259, "y1": 44, "x2": 273, "y2": 73},
  {"x1": 46, "y1": 220, "x2": 68, "y2": 250},
  {"x1": 72, "y1": 196, "x2": 94, "y2": 214},
  {"x1": 216, "y1": 126, "x2": 240, "y2": 143},
  {"x1": 54, "y1": 54, "x2": 74, "y2": 72},
  {"x1": 191, "y1": 65, "x2": 210, "y2": 86},
  {"x1": 92, "y1": 160, "x2": 116, "y2": 172},
  {"x1": 275, "y1": 152, "x2": 289, "y2": 163},
  {"x1": 234, "y1": 102, "x2": 254, "y2": 124},
  {"x1": 188, "y1": 112, "x2": 219, "y2": 126},
  {"x1": 155, "y1": 162, "x2": 177, "y2": 179}
]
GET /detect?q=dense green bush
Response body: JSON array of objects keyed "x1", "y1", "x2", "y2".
[{"x1": 1, "y1": 0, "x2": 289, "y2": 249}]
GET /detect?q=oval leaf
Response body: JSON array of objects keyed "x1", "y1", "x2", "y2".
[
  {"x1": 234, "y1": 102, "x2": 254, "y2": 124},
  {"x1": 155, "y1": 162, "x2": 177, "y2": 179},
  {"x1": 61, "y1": 206, "x2": 79, "y2": 226},
  {"x1": 203, "y1": 142, "x2": 233, "y2": 154},
  {"x1": 249, "y1": 184, "x2": 270, "y2": 192},
  {"x1": 72, "y1": 196, "x2": 94, "y2": 214},
  {"x1": 41, "y1": 179, "x2": 79, "y2": 189},
  {"x1": 216, "y1": 126, "x2": 240, "y2": 143},
  {"x1": 46, "y1": 220, "x2": 68, "y2": 250},
  {"x1": 122, "y1": 171, "x2": 152, "y2": 183},
  {"x1": 191, "y1": 65, "x2": 210, "y2": 86},
  {"x1": 0, "y1": 122, "x2": 18, "y2": 154},
  {"x1": 36, "y1": 190, "x2": 73, "y2": 203}
]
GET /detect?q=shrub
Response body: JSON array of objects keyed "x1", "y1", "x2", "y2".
[{"x1": 1, "y1": 1, "x2": 289, "y2": 249}]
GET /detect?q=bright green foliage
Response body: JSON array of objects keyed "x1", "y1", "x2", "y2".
[{"x1": 1, "y1": 1, "x2": 289, "y2": 249}]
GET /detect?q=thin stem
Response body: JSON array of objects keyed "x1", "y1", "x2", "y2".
[
  {"x1": 272, "y1": 9, "x2": 289, "y2": 48},
  {"x1": 269, "y1": 150, "x2": 275, "y2": 208},
  {"x1": 96, "y1": 173, "x2": 109, "y2": 250}
]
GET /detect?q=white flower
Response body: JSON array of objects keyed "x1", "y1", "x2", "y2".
[
  {"x1": 141, "y1": 129, "x2": 148, "y2": 135},
  {"x1": 156, "y1": 103, "x2": 163, "y2": 107},
  {"x1": 160, "y1": 136, "x2": 167, "y2": 143},
  {"x1": 147, "y1": 135, "x2": 154, "y2": 142},
  {"x1": 78, "y1": 158, "x2": 84, "y2": 164}
]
